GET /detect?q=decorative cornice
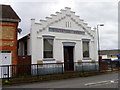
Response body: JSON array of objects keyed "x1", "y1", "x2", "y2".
[
  {"x1": 60, "y1": 9, "x2": 66, "y2": 12},
  {"x1": 76, "y1": 15, "x2": 79, "y2": 18},
  {"x1": 70, "y1": 11, "x2": 75, "y2": 13},
  {"x1": 65, "y1": 7, "x2": 71, "y2": 10},
  {"x1": 55, "y1": 38, "x2": 81, "y2": 41},
  {"x1": 80, "y1": 19, "x2": 84, "y2": 21},
  {"x1": 35, "y1": 23, "x2": 42, "y2": 25},
  {"x1": 87, "y1": 26, "x2": 91, "y2": 30},
  {"x1": 50, "y1": 14, "x2": 57, "y2": 16},
  {"x1": 40, "y1": 20, "x2": 47, "y2": 22},
  {"x1": 36, "y1": 7, "x2": 94, "y2": 39},
  {"x1": 45, "y1": 17, "x2": 52, "y2": 19},
  {"x1": 83, "y1": 23, "x2": 88, "y2": 25}
]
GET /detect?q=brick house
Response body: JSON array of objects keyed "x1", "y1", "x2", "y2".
[{"x1": 0, "y1": 5, "x2": 21, "y2": 65}]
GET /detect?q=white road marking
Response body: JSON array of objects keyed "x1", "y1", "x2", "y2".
[
  {"x1": 86, "y1": 82, "x2": 118, "y2": 87},
  {"x1": 85, "y1": 79, "x2": 118, "y2": 86}
]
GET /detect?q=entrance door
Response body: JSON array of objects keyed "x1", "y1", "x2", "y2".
[{"x1": 64, "y1": 46, "x2": 74, "y2": 71}]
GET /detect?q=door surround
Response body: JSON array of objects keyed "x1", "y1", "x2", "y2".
[{"x1": 63, "y1": 42, "x2": 76, "y2": 71}]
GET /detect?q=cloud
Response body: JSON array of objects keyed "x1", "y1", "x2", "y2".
[
  {"x1": 73, "y1": 2, "x2": 118, "y2": 50},
  {"x1": 1, "y1": 1, "x2": 118, "y2": 50}
]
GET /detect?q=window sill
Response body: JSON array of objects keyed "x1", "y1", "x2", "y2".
[
  {"x1": 83, "y1": 58, "x2": 91, "y2": 60},
  {"x1": 43, "y1": 58, "x2": 55, "y2": 61}
]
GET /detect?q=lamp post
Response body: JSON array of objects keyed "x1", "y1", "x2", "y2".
[{"x1": 97, "y1": 24, "x2": 104, "y2": 71}]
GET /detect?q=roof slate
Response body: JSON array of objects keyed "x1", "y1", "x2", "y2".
[{"x1": 0, "y1": 5, "x2": 21, "y2": 22}]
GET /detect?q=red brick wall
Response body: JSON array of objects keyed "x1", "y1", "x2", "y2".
[
  {"x1": 100, "y1": 61, "x2": 108, "y2": 70},
  {"x1": 0, "y1": 22, "x2": 18, "y2": 65},
  {"x1": 17, "y1": 56, "x2": 31, "y2": 76},
  {"x1": 18, "y1": 56, "x2": 31, "y2": 65}
]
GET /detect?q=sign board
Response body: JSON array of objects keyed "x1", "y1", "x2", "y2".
[{"x1": 49, "y1": 27, "x2": 85, "y2": 35}]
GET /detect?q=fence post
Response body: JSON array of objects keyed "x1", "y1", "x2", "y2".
[
  {"x1": 99, "y1": 61, "x2": 101, "y2": 72},
  {"x1": 29, "y1": 64, "x2": 31, "y2": 76},
  {"x1": 7, "y1": 66, "x2": 9, "y2": 81},
  {"x1": 82, "y1": 62, "x2": 84, "y2": 73},
  {"x1": 117, "y1": 61, "x2": 119, "y2": 71},
  {"x1": 119, "y1": 61, "x2": 120, "y2": 71},
  {"x1": 95, "y1": 62, "x2": 96, "y2": 71},
  {"x1": 11, "y1": 65, "x2": 13, "y2": 78},
  {"x1": 62, "y1": 63, "x2": 64, "y2": 74},
  {"x1": 110, "y1": 60, "x2": 113, "y2": 71},
  {"x1": 37, "y1": 64, "x2": 38, "y2": 77}
]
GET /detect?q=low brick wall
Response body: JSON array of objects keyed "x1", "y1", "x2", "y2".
[
  {"x1": 100, "y1": 61, "x2": 108, "y2": 70},
  {"x1": 17, "y1": 56, "x2": 31, "y2": 76}
]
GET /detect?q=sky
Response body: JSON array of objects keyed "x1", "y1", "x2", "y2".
[{"x1": 0, "y1": 0, "x2": 119, "y2": 50}]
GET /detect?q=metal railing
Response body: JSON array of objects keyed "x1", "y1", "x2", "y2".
[
  {"x1": 0, "y1": 63, "x2": 64, "y2": 80},
  {"x1": 74, "y1": 62, "x2": 99, "y2": 72},
  {"x1": 0, "y1": 61, "x2": 119, "y2": 80}
]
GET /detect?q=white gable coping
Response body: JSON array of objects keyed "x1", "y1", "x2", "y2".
[{"x1": 32, "y1": 7, "x2": 95, "y2": 38}]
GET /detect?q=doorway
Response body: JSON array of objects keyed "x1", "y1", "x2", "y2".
[{"x1": 64, "y1": 46, "x2": 74, "y2": 71}]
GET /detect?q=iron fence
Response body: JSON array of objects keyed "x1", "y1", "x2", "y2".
[
  {"x1": 0, "y1": 61, "x2": 119, "y2": 80},
  {"x1": 74, "y1": 62, "x2": 99, "y2": 72}
]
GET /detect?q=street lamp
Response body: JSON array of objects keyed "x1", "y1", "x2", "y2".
[
  {"x1": 97, "y1": 24, "x2": 104, "y2": 55},
  {"x1": 97, "y1": 24, "x2": 104, "y2": 71}
]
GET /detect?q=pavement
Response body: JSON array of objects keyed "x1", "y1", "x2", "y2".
[{"x1": 2, "y1": 72, "x2": 119, "y2": 89}]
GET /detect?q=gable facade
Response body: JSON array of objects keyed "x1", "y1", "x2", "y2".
[{"x1": 30, "y1": 7, "x2": 98, "y2": 71}]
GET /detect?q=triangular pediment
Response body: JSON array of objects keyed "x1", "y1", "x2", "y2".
[{"x1": 36, "y1": 7, "x2": 95, "y2": 38}]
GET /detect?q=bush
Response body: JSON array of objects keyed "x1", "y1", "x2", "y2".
[
  {"x1": 79, "y1": 73, "x2": 89, "y2": 77},
  {"x1": 3, "y1": 80, "x2": 10, "y2": 84}
]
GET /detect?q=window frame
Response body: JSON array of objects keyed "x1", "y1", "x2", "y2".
[
  {"x1": 82, "y1": 39, "x2": 90, "y2": 59},
  {"x1": 43, "y1": 35, "x2": 55, "y2": 59}
]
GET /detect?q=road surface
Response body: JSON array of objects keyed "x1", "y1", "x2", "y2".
[{"x1": 3, "y1": 72, "x2": 119, "y2": 89}]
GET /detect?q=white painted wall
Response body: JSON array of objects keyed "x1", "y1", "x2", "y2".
[
  {"x1": 75, "y1": 41, "x2": 82, "y2": 61},
  {"x1": 30, "y1": 7, "x2": 98, "y2": 64},
  {"x1": 27, "y1": 38, "x2": 31, "y2": 55}
]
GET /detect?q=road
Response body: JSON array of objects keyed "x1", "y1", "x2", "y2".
[{"x1": 3, "y1": 72, "x2": 119, "y2": 89}]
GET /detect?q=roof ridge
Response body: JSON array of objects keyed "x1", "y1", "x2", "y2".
[{"x1": 0, "y1": 5, "x2": 21, "y2": 22}]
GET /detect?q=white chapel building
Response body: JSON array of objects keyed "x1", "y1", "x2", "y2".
[{"x1": 18, "y1": 7, "x2": 98, "y2": 72}]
